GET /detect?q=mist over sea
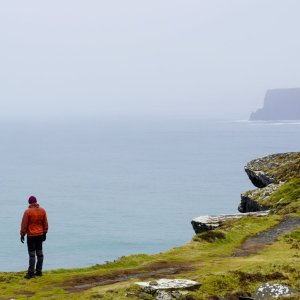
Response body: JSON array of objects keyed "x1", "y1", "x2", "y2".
[{"x1": 0, "y1": 118, "x2": 299, "y2": 271}]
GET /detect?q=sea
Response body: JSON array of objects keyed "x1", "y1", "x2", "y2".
[{"x1": 0, "y1": 118, "x2": 299, "y2": 271}]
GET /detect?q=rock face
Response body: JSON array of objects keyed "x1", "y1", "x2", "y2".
[
  {"x1": 250, "y1": 88, "x2": 300, "y2": 120},
  {"x1": 238, "y1": 195, "x2": 268, "y2": 213},
  {"x1": 238, "y1": 183, "x2": 283, "y2": 213},
  {"x1": 239, "y1": 152, "x2": 300, "y2": 213},
  {"x1": 244, "y1": 152, "x2": 300, "y2": 185},
  {"x1": 244, "y1": 168, "x2": 277, "y2": 188},
  {"x1": 191, "y1": 212, "x2": 269, "y2": 234}
]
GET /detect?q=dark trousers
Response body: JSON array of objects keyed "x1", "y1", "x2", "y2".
[{"x1": 27, "y1": 236, "x2": 44, "y2": 274}]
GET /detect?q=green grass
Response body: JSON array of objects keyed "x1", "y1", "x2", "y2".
[
  {"x1": 0, "y1": 212, "x2": 298, "y2": 299},
  {"x1": 261, "y1": 178, "x2": 300, "y2": 214},
  {"x1": 0, "y1": 215, "x2": 286, "y2": 299}
]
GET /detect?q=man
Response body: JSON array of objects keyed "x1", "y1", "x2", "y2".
[{"x1": 20, "y1": 195, "x2": 48, "y2": 279}]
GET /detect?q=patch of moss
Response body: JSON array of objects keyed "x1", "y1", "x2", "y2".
[
  {"x1": 251, "y1": 152, "x2": 300, "y2": 182},
  {"x1": 287, "y1": 229, "x2": 300, "y2": 242},
  {"x1": 229, "y1": 270, "x2": 287, "y2": 284},
  {"x1": 283, "y1": 229, "x2": 300, "y2": 250},
  {"x1": 193, "y1": 231, "x2": 226, "y2": 243},
  {"x1": 261, "y1": 178, "x2": 300, "y2": 213}
]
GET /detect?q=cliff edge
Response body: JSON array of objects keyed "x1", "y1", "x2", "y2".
[
  {"x1": 239, "y1": 152, "x2": 300, "y2": 213},
  {"x1": 250, "y1": 88, "x2": 300, "y2": 120},
  {"x1": 192, "y1": 152, "x2": 300, "y2": 231}
]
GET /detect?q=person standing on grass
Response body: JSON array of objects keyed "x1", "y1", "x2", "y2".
[{"x1": 20, "y1": 196, "x2": 48, "y2": 279}]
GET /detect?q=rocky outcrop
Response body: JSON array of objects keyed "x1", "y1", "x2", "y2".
[
  {"x1": 238, "y1": 183, "x2": 283, "y2": 213},
  {"x1": 244, "y1": 168, "x2": 277, "y2": 188},
  {"x1": 244, "y1": 152, "x2": 300, "y2": 185},
  {"x1": 191, "y1": 212, "x2": 269, "y2": 234},
  {"x1": 192, "y1": 152, "x2": 300, "y2": 231},
  {"x1": 253, "y1": 283, "x2": 295, "y2": 299},
  {"x1": 238, "y1": 152, "x2": 300, "y2": 213},
  {"x1": 136, "y1": 279, "x2": 201, "y2": 299},
  {"x1": 238, "y1": 195, "x2": 268, "y2": 213},
  {"x1": 250, "y1": 88, "x2": 300, "y2": 120}
]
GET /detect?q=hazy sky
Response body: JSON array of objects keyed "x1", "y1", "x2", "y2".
[{"x1": 1, "y1": 1, "x2": 300, "y2": 120}]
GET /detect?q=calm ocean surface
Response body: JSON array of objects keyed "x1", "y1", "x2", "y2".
[{"x1": 0, "y1": 119, "x2": 299, "y2": 271}]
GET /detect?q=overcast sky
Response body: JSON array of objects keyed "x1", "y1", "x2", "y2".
[{"x1": 1, "y1": 1, "x2": 300, "y2": 121}]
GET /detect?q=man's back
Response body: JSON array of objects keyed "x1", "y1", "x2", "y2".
[{"x1": 21, "y1": 203, "x2": 48, "y2": 237}]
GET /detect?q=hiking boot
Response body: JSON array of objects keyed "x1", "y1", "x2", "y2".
[
  {"x1": 35, "y1": 270, "x2": 42, "y2": 277},
  {"x1": 24, "y1": 272, "x2": 35, "y2": 279}
]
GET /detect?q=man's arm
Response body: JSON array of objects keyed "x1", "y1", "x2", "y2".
[
  {"x1": 20, "y1": 211, "x2": 28, "y2": 237},
  {"x1": 43, "y1": 210, "x2": 48, "y2": 234},
  {"x1": 42, "y1": 210, "x2": 48, "y2": 242}
]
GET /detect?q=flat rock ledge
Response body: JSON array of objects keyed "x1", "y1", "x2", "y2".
[
  {"x1": 191, "y1": 211, "x2": 270, "y2": 234},
  {"x1": 136, "y1": 279, "x2": 201, "y2": 299}
]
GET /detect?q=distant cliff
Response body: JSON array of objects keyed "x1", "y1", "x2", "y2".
[{"x1": 250, "y1": 88, "x2": 300, "y2": 120}]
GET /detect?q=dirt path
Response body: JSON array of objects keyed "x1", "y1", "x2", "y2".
[
  {"x1": 63, "y1": 261, "x2": 193, "y2": 292},
  {"x1": 64, "y1": 217, "x2": 300, "y2": 292},
  {"x1": 233, "y1": 216, "x2": 300, "y2": 257}
]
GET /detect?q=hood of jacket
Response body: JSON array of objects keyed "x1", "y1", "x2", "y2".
[{"x1": 28, "y1": 203, "x2": 40, "y2": 209}]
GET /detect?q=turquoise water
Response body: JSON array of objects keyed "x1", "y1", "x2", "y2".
[{"x1": 0, "y1": 119, "x2": 299, "y2": 271}]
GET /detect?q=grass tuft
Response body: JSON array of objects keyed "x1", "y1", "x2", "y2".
[{"x1": 193, "y1": 231, "x2": 226, "y2": 243}]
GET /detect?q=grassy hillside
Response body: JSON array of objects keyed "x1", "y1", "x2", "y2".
[
  {"x1": 1, "y1": 214, "x2": 300, "y2": 299},
  {"x1": 1, "y1": 153, "x2": 300, "y2": 299}
]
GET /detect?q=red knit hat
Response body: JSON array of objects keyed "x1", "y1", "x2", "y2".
[{"x1": 28, "y1": 196, "x2": 37, "y2": 204}]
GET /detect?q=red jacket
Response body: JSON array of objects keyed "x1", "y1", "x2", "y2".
[{"x1": 20, "y1": 203, "x2": 48, "y2": 237}]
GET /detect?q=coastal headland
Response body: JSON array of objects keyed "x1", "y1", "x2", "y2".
[
  {"x1": 1, "y1": 152, "x2": 300, "y2": 299},
  {"x1": 250, "y1": 88, "x2": 300, "y2": 120}
]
